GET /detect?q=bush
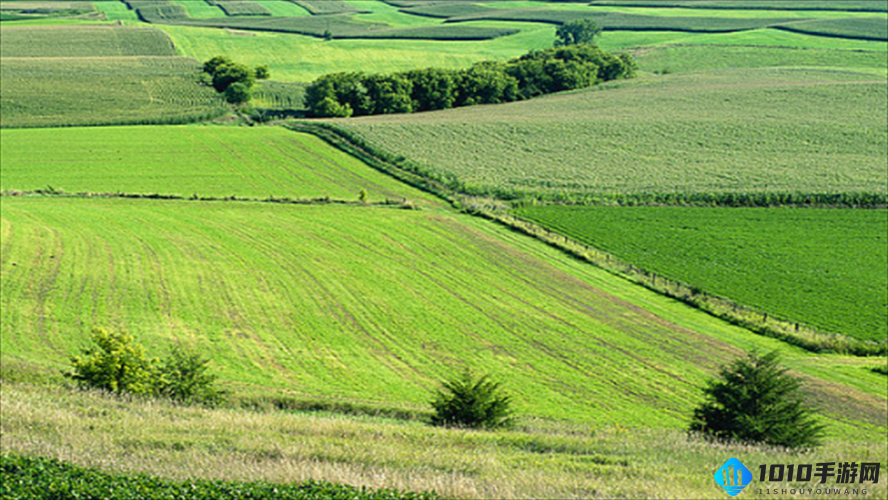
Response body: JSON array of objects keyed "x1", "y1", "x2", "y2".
[
  {"x1": 689, "y1": 351, "x2": 824, "y2": 448},
  {"x1": 66, "y1": 328, "x2": 222, "y2": 404},
  {"x1": 430, "y1": 369, "x2": 514, "y2": 429},
  {"x1": 156, "y1": 345, "x2": 225, "y2": 405},
  {"x1": 66, "y1": 327, "x2": 159, "y2": 395},
  {"x1": 224, "y1": 82, "x2": 252, "y2": 104}
]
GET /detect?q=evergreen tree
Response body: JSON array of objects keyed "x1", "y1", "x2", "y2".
[
  {"x1": 690, "y1": 351, "x2": 824, "y2": 448},
  {"x1": 430, "y1": 369, "x2": 514, "y2": 429}
]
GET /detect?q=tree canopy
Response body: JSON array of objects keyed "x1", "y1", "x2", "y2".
[
  {"x1": 304, "y1": 44, "x2": 635, "y2": 117},
  {"x1": 555, "y1": 18, "x2": 602, "y2": 47}
]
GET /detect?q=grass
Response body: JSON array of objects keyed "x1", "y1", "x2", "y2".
[
  {"x1": 1, "y1": 195, "x2": 885, "y2": 433},
  {"x1": 0, "y1": 24, "x2": 176, "y2": 58},
  {"x1": 0, "y1": 23, "x2": 224, "y2": 128},
  {"x1": 629, "y1": 44, "x2": 888, "y2": 76},
  {"x1": 1, "y1": 379, "x2": 885, "y2": 499},
  {"x1": 331, "y1": 68, "x2": 887, "y2": 199},
  {"x1": 777, "y1": 17, "x2": 888, "y2": 41},
  {"x1": 0, "y1": 126, "x2": 437, "y2": 201},
  {"x1": 0, "y1": 454, "x2": 441, "y2": 499},
  {"x1": 208, "y1": 1, "x2": 273, "y2": 17},
  {"x1": 157, "y1": 22, "x2": 556, "y2": 82},
  {"x1": 514, "y1": 206, "x2": 888, "y2": 342},
  {"x1": 0, "y1": 56, "x2": 224, "y2": 128}
]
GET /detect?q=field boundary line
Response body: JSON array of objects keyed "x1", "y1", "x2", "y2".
[{"x1": 0, "y1": 189, "x2": 419, "y2": 210}]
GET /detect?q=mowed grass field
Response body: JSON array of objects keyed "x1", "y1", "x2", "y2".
[
  {"x1": 1, "y1": 196, "x2": 885, "y2": 437},
  {"x1": 333, "y1": 68, "x2": 887, "y2": 198},
  {"x1": 0, "y1": 24, "x2": 223, "y2": 128},
  {"x1": 515, "y1": 206, "x2": 888, "y2": 341},
  {"x1": 0, "y1": 126, "x2": 438, "y2": 203}
]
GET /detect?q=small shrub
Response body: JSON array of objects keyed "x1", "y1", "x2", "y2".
[
  {"x1": 66, "y1": 327, "x2": 159, "y2": 395},
  {"x1": 430, "y1": 369, "x2": 514, "y2": 429},
  {"x1": 689, "y1": 351, "x2": 824, "y2": 448},
  {"x1": 156, "y1": 345, "x2": 225, "y2": 405}
]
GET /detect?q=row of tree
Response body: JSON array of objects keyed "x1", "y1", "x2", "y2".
[{"x1": 304, "y1": 43, "x2": 637, "y2": 118}]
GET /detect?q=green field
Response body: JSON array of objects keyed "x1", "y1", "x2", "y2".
[
  {"x1": 0, "y1": 24, "x2": 223, "y2": 128},
  {"x1": 0, "y1": 126, "x2": 437, "y2": 202},
  {"x1": 0, "y1": 56, "x2": 224, "y2": 128},
  {"x1": 1, "y1": 196, "x2": 884, "y2": 434},
  {"x1": 2, "y1": 2, "x2": 887, "y2": 498},
  {"x1": 514, "y1": 206, "x2": 888, "y2": 341},
  {"x1": 0, "y1": 23, "x2": 176, "y2": 58},
  {"x1": 333, "y1": 68, "x2": 887, "y2": 199}
]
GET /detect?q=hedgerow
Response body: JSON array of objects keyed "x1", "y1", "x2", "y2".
[{"x1": 0, "y1": 455, "x2": 443, "y2": 500}]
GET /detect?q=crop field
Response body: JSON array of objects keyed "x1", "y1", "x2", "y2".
[
  {"x1": 776, "y1": 17, "x2": 888, "y2": 41},
  {"x1": 630, "y1": 44, "x2": 888, "y2": 75},
  {"x1": 0, "y1": 24, "x2": 176, "y2": 57},
  {"x1": 1, "y1": 195, "x2": 885, "y2": 435},
  {"x1": 514, "y1": 206, "x2": 888, "y2": 341},
  {"x1": 0, "y1": 56, "x2": 224, "y2": 128},
  {"x1": 0, "y1": 24, "x2": 224, "y2": 128},
  {"x1": 0, "y1": 126, "x2": 438, "y2": 202},
  {"x1": 333, "y1": 68, "x2": 888, "y2": 199},
  {"x1": 207, "y1": 0, "x2": 272, "y2": 17}
]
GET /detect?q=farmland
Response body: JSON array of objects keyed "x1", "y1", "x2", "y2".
[
  {"x1": 514, "y1": 206, "x2": 888, "y2": 341},
  {"x1": 333, "y1": 68, "x2": 888, "y2": 199},
  {"x1": 1, "y1": 1, "x2": 887, "y2": 498},
  {"x1": 0, "y1": 24, "x2": 223, "y2": 127},
  {"x1": 1, "y1": 195, "x2": 885, "y2": 433},
  {"x1": 0, "y1": 126, "x2": 438, "y2": 202}
]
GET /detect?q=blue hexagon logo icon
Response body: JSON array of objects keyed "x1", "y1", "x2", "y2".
[{"x1": 714, "y1": 458, "x2": 753, "y2": 496}]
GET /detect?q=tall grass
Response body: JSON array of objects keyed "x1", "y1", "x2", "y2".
[{"x1": 1, "y1": 380, "x2": 885, "y2": 499}]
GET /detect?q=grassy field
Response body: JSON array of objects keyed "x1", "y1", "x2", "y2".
[
  {"x1": 514, "y1": 206, "x2": 888, "y2": 341},
  {"x1": 2, "y1": 195, "x2": 885, "y2": 434},
  {"x1": 0, "y1": 23, "x2": 176, "y2": 58},
  {"x1": 332, "y1": 68, "x2": 887, "y2": 199},
  {"x1": 0, "y1": 24, "x2": 223, "y2": 128},
  {"x1": 1, "y1": 380, "x2": 885, "y2": 500},
  {"x1": 0, "y1": 56, "x2": 224, "y2": 128},
  {"x1": 0, "y1": 126, "x2": 438, "y2": 202}
]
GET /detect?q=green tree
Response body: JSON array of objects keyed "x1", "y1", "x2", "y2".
[
  {"x1": 156, "y1": 345, "x2": 223, "y2": 405},
  {"x1": 224, "y1": 82, "x2": 252, "y2": 104},
  {"x1": 430, "y1": 369, "x2": 514, "y2": 429},
  {"x1": 66, "y1": 327, "x2": 159, "y2": 395},
  {"x1": 456, "y1": 64, "x2": 519, "y2": 107},
  {"x1": 255, "y1": 64, "x2": 270, "y2": 80},
  {"x1": 202, "y1": 55, "x2": 234, "y2": 75},
  {"x1": 554, "y1": 18, "x2": 601, "y2": 46},
  {"x1": 212, "y1": 62, "x2": 256, "y2": 93},
  {"x1": 364, "y1": 73, "x2": 413, "y2": 115},
  {"x1": 690, "y1": 351, "x2": 824, "y2": 448},
  {"x1": 404, "y1": 68, "x2": 459, "y2": 112}
]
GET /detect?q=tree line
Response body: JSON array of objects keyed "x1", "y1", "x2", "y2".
[{"x1": 304, "y1": 43, "x2": 637, "y2": 118}]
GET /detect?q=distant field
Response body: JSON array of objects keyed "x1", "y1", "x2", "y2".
[
  {"x1": 2, "y1": 196, "x2": 885, "y2": 432},
  {"x1": 333, "y1": 68, "x2": 888, "y2": 199},
  {"x1": 631, "y1": 43, "x2": 888, "y2": 75},
  {"x1": 514, "y1": 206, "x2": 888, "y2": 341},
  {"x1": 0, "y1": 24, "x2": 175, "y2": 57},
  {"x1": 0, "y1": 126, "x2": 434, "y2": 202},
  {"x1": 0, "y1": 56, "x2": 223, "y2": 128},
  {"x1": 0, "y1": 24, "x2": 223, "y2": 128},
  {"x1": 157, "y1": 22, "x2": 556, "y2": 82}
]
